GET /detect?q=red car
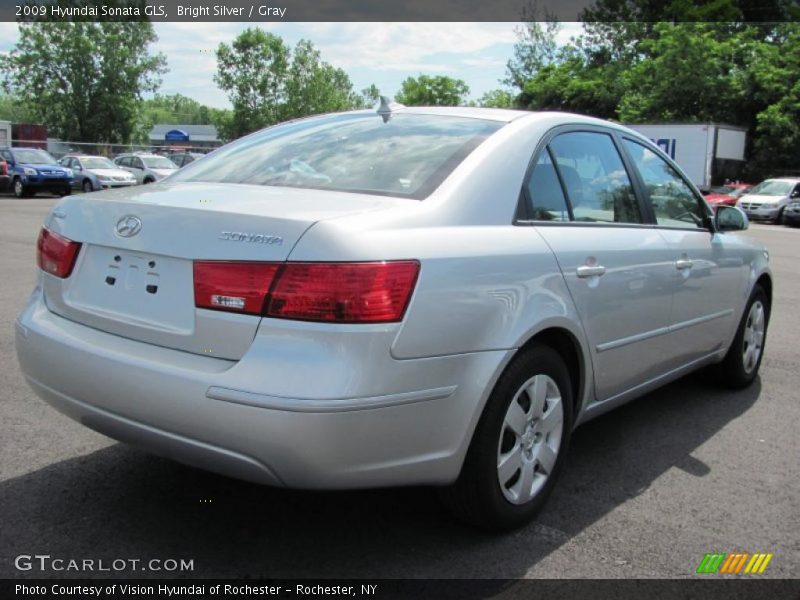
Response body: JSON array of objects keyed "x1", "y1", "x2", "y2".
[
  {"x1": 0, "y1": 157, "x2": 9, "y2": 192},
  {"x1": 704, "y1": 183, "x2": 753, "y2": 209}
]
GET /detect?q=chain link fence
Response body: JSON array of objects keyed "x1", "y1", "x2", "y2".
[{"x1": 12, "y1": 139, "x2": 216, "y2": 159}]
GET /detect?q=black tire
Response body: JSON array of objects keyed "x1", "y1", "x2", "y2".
[
  {"x1": 773, "y1": 207, "x2": 785, "y2": 225},
  {"x1": 82, "y1": 179, "x2": 93, "y2": 193},
  {"x1": 713, "y1": 285, "x2": 770, "y2": 389},
  {"x1": 143, "y1": 177, "x2": 154, "y2": 185},
  {"x1": 12, "y1": 177, "x2": 26, "y2": 198},
  {"x1": 439, "y1": 343, "x2": 574, "y2": 531}
]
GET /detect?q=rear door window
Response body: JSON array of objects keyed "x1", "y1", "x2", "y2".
[
  {"x1": 549, "y1": 132, "x2": 643, "y2": 224},
  {"x1": 524, "y1": 150, "x2": 570, "y2": 221}
]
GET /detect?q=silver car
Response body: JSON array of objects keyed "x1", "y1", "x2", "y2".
[
  {"x1": 114, "y1": 153, "x2": 178, "y2": 184},
  {"x1": 15, "y1": 107, "x2": 771, "y2": 530},
  {"x1": 736, "y1": 178, "x2": 800, "y2": 223}
]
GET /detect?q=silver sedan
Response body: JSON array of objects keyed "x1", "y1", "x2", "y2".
[{"x1": 15, "y1": 105, "x2": 771, "y2": 530}]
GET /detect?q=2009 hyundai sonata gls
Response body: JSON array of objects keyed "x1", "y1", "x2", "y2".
[{"x1": 16, "y1": 106, "x2": 771, "y2": 530}]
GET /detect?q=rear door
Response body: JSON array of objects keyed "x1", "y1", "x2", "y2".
[
  {"x1": 621, "y1": 138, "x2": 745, "y2": 369},
  {"x1": 526, "y1": 128, "x2": 676, "y2": 402}
]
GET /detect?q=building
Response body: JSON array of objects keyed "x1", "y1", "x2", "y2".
[{"x1": 148, "y1": 124, "x2": 221, "y2": 151}]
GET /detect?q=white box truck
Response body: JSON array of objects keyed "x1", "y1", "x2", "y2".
[
  {"x1": 0, "y1": 120, "x2": 11, "y2": 147},
  {"x1": 625, "y1": 123, "x2": 747, "y2": 188}
]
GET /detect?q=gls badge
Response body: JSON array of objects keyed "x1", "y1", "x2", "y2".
[{"x1": 219, "y1": 231, "x2": 284, "y2": 245}]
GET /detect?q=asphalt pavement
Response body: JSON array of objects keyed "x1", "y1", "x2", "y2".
[{"x1": 1, "y1": 193, "x2": 797, "y2": 580}]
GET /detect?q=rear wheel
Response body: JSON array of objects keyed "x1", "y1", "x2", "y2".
[
  {"x1": 440, "y1": 344, "x2": 573, "y2": 531},
  {"x1": 713, "y1": 285, "x2": 769, "y2": 388}
]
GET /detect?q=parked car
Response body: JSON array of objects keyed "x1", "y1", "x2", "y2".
[
  {"x1": 59, "y1": 155, "x2": 138, "y2": 193},
  {"x1": 704, "y1": 183, "x2": 753, "y2": 210},
  {"x1": 113, "y1": 153, "x2": 178, "y2": 184},
  {"x1": 0, "y1": 147, "x2": 72, "y2": 198},
  {"x1": 736, "y1": 178, "x2": 800, "y2": 223},
  {"x1": 16, "y1": 107, "x2": 771, "y2": 531},
  {"x1": 167, "y1": 151, "x2": 205, "y2": 168},
  {"x1": 783, "y1": 200, "x2": 800, "y2": 227}
]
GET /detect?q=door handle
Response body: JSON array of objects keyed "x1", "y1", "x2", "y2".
[
  {"x1": 576, "y1": 265, "x2": 607, "y2": 278},
  {"x1": 675, "y1": 258, "x2": 694, "y2": 271}
]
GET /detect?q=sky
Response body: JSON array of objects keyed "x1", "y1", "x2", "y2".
[{"x1": 0, "y1": 22, "x2": 585, "y2": 109}]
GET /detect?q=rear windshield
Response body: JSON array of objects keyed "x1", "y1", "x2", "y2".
[{"x1": 169, "y1": 113, "x2": 504, "y2": 199}]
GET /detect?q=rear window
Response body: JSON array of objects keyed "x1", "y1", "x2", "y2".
[{"x1": 169, "y1": 113, "x2": 504, "y2": 199}]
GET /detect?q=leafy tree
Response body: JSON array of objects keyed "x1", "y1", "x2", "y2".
[
  {"x1": 477, "y1": 89, "x2": 516, "y2": 108},
  {"x1": 214, "y1": 28, "x2": 290, "y2": 138},
  {"x1": 360, "y1": 84, "x2": 381, "y2": 108},
  {"x1": 395, "y1": 75, "x2": 469, "y2": 106},
  {"x1": 3, "y1": 21, "x2": 166, "y2": 143},
  {"x1": 215, "y1": 30, "x2": 363, "y2": 138},
  {"x1": 504, "y1": 2, "x2": 561, "y2": 90},
  {"x1": 0, "y1": 93, "x2": 37, "y2": 122},
  {"x1": 283, "y1": 39, "x2": 362, "y2": 120}
]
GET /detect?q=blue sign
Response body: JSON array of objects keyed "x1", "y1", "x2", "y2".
[{"x1": 165, "y1": 129, "x2": 190, "y2": 142}]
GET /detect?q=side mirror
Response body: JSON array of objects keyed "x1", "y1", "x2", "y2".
[
  {"x1": 791, "y1": 190, "x2": 800, "y2": 199},
  {"x1": 715, "y1": 205, "x2": 749, "y2": 232}
]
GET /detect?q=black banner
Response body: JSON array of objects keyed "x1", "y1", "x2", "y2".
[{"x1": 4, "y1": 579, "x2": 800, "y2": 600}]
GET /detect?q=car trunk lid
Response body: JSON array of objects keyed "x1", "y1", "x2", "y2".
[{"x1": 41, "y1": 182, "x2": 399, "y2": 360}]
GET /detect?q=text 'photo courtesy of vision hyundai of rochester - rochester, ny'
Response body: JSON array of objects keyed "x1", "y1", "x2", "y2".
[{"x1": 16, "y1": 100, "x2": 771, "y2": 531}]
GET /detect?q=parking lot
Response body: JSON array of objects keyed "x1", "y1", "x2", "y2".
[{"x1": 0, "y1": 192, "x2": 798, "y2": 579}]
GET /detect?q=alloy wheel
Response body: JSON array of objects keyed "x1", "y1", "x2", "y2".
[
  {"x1": 742, "y1": 300, "x2": 765, "y2": 374},
  {"x1": 497, "y1": 374, "x2": 564, "y2": 505}
]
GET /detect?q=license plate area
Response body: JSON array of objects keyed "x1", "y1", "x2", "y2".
[{"x1": 63, "y1": 245, "x2": 195, "y2": 334}]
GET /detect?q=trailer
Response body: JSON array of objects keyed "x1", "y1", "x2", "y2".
[{"x1": 625, "y1": 123, "x2": 747, "y2": 188}]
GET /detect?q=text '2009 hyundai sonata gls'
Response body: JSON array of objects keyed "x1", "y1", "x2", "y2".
[{"x1": 16, "y1": 103, "x2": 771, "y2": 530}]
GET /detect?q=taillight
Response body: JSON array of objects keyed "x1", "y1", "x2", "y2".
[
  {"x1": 193, "y1": 260, "x2": 420, "y2": 323},
  {"x1": 193, "y1": 261, "x2": 280, "y2": 315},
  {"x1": 37, "y1": 227, "x2": 81, "y2": 278},
  {"x1": 268, "y1": 261, "x2": 419, "y2": 323}
]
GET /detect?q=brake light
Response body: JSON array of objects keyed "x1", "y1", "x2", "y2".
[
  {"x1": 193, "y1": 260, "x2": 420, "y2": 323},
  {"x1": 194, "y1": 261, "x2": 280, "y2": 315},
  {"x1": 267, "y1": 261, "x2": 420, "y2": 323},
  {"x1": 0, "y1": 161, "x2": 6, "y2": 176},
  {"x1": 37, "y1": 227, "x2": 81, "y2": 278}
]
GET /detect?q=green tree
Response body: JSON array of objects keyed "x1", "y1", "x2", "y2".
[
  {"x1": 283, "y1": 39, "x2": 362, "y2": 120},
  {"x1": 3, "y1": 21, "x2": 166, "y2": 143},
  {"x1": 477, "y1": 89, "x2": 515, "y2": 109},
  {"x1": 0, "y1": 93, "x2": 37, "y2": 122},
  {"x1": 214, "y1": 28, "x2": 290, "y2": 138},
  {"x1": 504, "y1": 2, "x2": 561, "y2": 90},
  {"x1": 215, "y1": 31, "x2": 363, "y2": 138},
  {"x1": 395, "y1": 75, "x2": 469, "y2": 106},
  {"x1": 359, "y1": 84, "x2": 381, "y2": 108}
]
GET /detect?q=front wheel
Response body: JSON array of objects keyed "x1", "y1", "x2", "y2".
[
  {"x1": 773, "y1": 207, "x2": 785, "y2": 225},
  {"x1": 440, "y1": 344, "x2": 573, "y2": 531},
  {"x1": 713, "y1": 285, "x2": 770, "y2": 388},
  {"x1": 13, "y1": 177, "x2": 26, "y2": 198},
  {"x1": 82, "y1": 179, "x2": 93, "y2": 193}
]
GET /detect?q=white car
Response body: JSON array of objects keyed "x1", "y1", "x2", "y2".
[
  {"x1": 16, "y1": 106, "x2": 771, "y2": 530},
  {"x1": 114, "y1": 153, "x2": 178, "y2": 184},
  {"x1": 737, "y1": 178, "x2": 800, "y2": 223}
]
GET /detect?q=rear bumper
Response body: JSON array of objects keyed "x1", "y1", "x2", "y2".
[{"x1": 15, "y1": 288, "x2": 508, "y2": 489}]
